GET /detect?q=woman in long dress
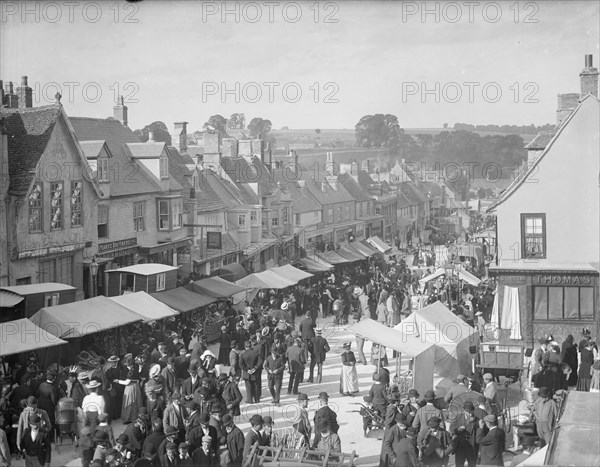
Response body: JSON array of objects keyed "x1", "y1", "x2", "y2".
[
  {"x1": 577, "y1": 340, "x2": 594, "y2": 391},
  {"x1": 114, "y1": 353, "x2": 142, "y2": 424},
  {"x1": 340, "y1": 342, "x2": 359, "y2": 396}
]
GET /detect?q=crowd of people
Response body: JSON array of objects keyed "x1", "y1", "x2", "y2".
[{"x1": 1, "y1": 245, "x2": 597, "y2": 467}]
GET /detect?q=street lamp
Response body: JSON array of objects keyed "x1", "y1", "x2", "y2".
[{"x1": 89, "y1": 256, "x2": 99, "y2": 297}]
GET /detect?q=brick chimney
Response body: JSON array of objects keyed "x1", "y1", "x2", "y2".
[
  {"x1": 16, "y1": 76, "x2": 32, "y2": 108},
  {"x1": 4, "y1": 82, "x2": 19, "y2": 108},
  {"x1": 202, "y1": 131, "x2": 221, "y2": 171},
  {"x1": 251, "y1": 139, "x2": 264, "y2": 163},
  {"x1": 556, "y1": 93, "x2": 579, "y2": 127},
  {"x1": 325, "y1": 151, "x2": 336, "y2": 175},
  {"x1": 113, "y1": 95, "x2": 128, "y2": 126},
  {"x1": 288, "y1": 149, "x2": 299, "y2": 173},
  {"x1": 239, "y1": 139, "x2": 252, "y2": 157},
  {"x1": 171, "y1": 121, "x2": 188, "y2": 153},
  {"x1": 580, "y1": 54, "x2": 599, "y2": 98},
  {"x1": 221, "y1": 138, "x2": 238, "y2": 158}
]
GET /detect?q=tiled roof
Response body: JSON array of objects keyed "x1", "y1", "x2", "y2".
[
  {"x1": 397, "y1": 191, "x2": 416, "y2": 209},
  {"x1": 2, "y1": 105, "x2": 61, "y2": 194},
  {"x1": 194, "y1": 170, "x2": 227, "y2": 211},
  {"x1": 270, "y1": 169, "x2": 322, "y2": 213},
  {"x1": 420, "y1": 181, "x2": 443, "y2": 197},
  {"x1": 524, "y1": 131, "x2": 555, "y2": 150},
  {"x1": 338, "y1": 172, "x2": 373, "y2": 201},
  {"x1": 400, "y1": 181, "x2": 428, "y2": 203},
  {"x1": 355, "y1": 170, "x2": 377, "y2": 192},
  {"x1": 204, "y1": 170, "x2": 246, "y2": 208},
  {"x1": 126, "y1": 142, "x2": 166, "y2": 159},
  {"x1": 78, "y1": 140, "x2": 106, "y2": 159},
  {"x1": 70, "y1": 117, "x2": 162, "y2": 196}
]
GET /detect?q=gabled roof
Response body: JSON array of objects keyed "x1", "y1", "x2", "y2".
[
  {"x1": 355, "y1": 170, "x2": 377, "y2": 192},
  {"x1": 126, "y1": 142, "x2": 167, "y2": 159},
  {"x1": 78, "y1": 140, "x2": 108, "y2": 159},
  {"x1": 194, "y1": 170, "x2": 227, "y2": 211},
  {"x1": 420, "y1": 181, "x2": 443, "y2": 197},
  {"x1": 203, "y1": 170, "x2": 247, "y2": 208},
  {"x1": 338, "y1": 172, "x2": 373, "y2": 202},
  {"x1": 488, "y1": 94, "x2": 598, "y2": 212},
  {"x1": 400, "y1": 181, "x2": 428, "y2": 204},
  {"x1": 3, "y1": 105, "x2": 61, "y2": 193},
  {"x1": 70, "y1": 116, "x2": 163, "y2": 196},
  {"x1": 524, "y1": 131, "x2": 555, "y2": 150},
  {"x1": 270, "y1": 169, "x2": 322, "y2": 213},
  {"x1": 3, "y1": 105, "x2": 102, "y2": 197},
  {"x1": 397, "y1": 190, "x2": 416, "y2": 209}
]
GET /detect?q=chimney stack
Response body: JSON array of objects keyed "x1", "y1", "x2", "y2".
[
  {"x1": 171, "y1": 122, "x2": 188, "y2": 153},
  {"x1": 148, "y1": 131, "x2": 155, "y2": 142},
  {"x1": 556, "y1": 93, "x2": 579, "y2": 126},
  {"x1": 113, "y1": 95, "x2": 128, "y2": 126},
  {"x1": 580, "y1": 54, "x2": 599, "y2": 98},
  {"x1": 16, "y1": 76, "x2": 32, "y2": 108},
  {"x1": 202, "y1": 131, "x2": 222, "y2": 171},
  {"x1": 4, "y1": 81, "x2": 19, "y2": 108},
  {"x1": 0, "y1": 80, "x2": 4, "y2": 106}
]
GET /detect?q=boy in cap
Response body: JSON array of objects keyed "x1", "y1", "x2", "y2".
[
  {"x1": 360, "y1": 396, "x2": 374, "y2": 437},
  {"x1": 16, "y1": 396, "x2": 51, "y2": 452},
  {"x1": 294, "y1": 394, "x2": 312, "y2": 446},
  {"x1": 219, "y1": 372, "x2": 243, "y2": 417},
  {"x1": 412, "y1": 390, "x2": 445, "y2": 437},
  {"x1": 402, "y1": 389, "x2": 421, "y2": 426},
  {"x1": 178, "y1": 442, "x2": 193, "y2": 467},
  {"x1": 476, "y1": 414, "x2": 504, "y2": 466},
  {"x1": 160, "y1": 441, "x2": 179, "y2": 467},
  {"x1": 316, "y1": 420, "x2": 341, "y2": 454},
  {"x1": 163, "y1": 392, "x2": 185, "y2": 444},
  {"x1": 444, "y1": 374, "x2": 468, "y2": 404}
]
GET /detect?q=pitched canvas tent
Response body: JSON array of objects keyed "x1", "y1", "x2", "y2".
[
  {"x1": 394, "y1": 301, "x2": 479, "y2": 394},
  {"x1": 350, "y1": 319, "x2": 436, "y2": 396}
]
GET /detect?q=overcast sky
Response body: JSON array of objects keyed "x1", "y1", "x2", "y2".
[{"x1": 2, "y1": 0, "x2": 599, "y2": 132}]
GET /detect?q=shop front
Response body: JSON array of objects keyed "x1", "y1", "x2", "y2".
[
  {"x1": 139, "y1": 238, "x2": 193, "y2": 268},
  {"x1": 491, "y1": 268, "x2": 599, "y2": 346}
]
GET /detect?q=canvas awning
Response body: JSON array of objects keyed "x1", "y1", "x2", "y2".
[
  {"x1": 0, "y1": 289, "x2": 25, "y2": 307},
  {"x1": 350, "y1": 318, "x2": 435, "y2": 357},
  {"x1": 186, "y1": 276, "x2": 249, "y2": 299},
  {"x1": 270, "y1": 265, "x2": 313, "y2": 283},
  {"x1": 297, "y1": 257, "x2": 333, "y2": 272},
  {"x1": 346, "y1": 241, "x2": 377, "y2": 258},
  {"x1": 337, "y1": 246, "x2": 367, "y2": 262},
  {"x1": 255, "y1": 270, "x2": 297, "y2": 288},
  {"x1": 236, "y1": 274, "x2": 275, "y2": 290},
  {"x1": 213, "y1": 263, "x2": 248, "y2": 282},
  {"x1": 110, "y1": 291, "x2": 179, "y2": 322},
  {"x1": 0, "y1": 318, "x2": 68, "y2": 356},
  {"x1": 360, "y1": 239, "x2": 381, "y2": 255},
  {"x1": 31, "y1": 296, "x2": 145, "y2": 339},
  {"x1": 317, "y1": 251, "x2": 350, "y2": 265},
  {"x1": 152, "y1": 287, "x2": 218, "y2": 312},
  {"x1": 367, "y1": 236, "x2": 392, "y2": 253},
  {"x1": 419, "y1": 267, "x2": 481, "y2": 287}
]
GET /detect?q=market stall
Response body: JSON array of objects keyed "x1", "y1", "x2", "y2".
[
  {"x1": 394, "y1": 301, "x2": 479, "y2": 395},
  {"x1": 297, "y1": 256, "x2": 334, "y2": 272},
  {"x1": 109, "y1": 291, "x2": 179, "y2": 322},
  {"x1": 152, "y1": 287, "x2": 218, "y2": 313},
  {"x1": 270, "y1": 265, "x2": 314, "y2": 283},
  {"x1": 0, "y1": 318, "x2": 68, "y2": 357},
  {"x1": 186, "y1": 276, "x2": 249, "y2": 299},
  {"x1": 349, "y1": 318, "x2": 436, "y2": 397},
  {"x1": 367, "y1": 235, "x2": 392, "y2": 253}
]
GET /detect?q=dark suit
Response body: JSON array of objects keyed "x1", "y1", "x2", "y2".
[
  {"x1": 242, "y1": 429, "x2": 265, "y2": 466},
  {"x1": 369, "y1": 383, "x2": 388, "y2": 417},
  {"x1": 264, "y1": 354, "x2": 285, "y2": 403},
  {"x1": 159, "y1": 452, "x2": 180, "y2": 467},
  {"x1": 181, "y1": 376, "x2": 201, "y2": 406},
  {"x1": 20, "y1": 428, "x2": 51, "y2": 466},
  {"x1": 285, "y1": 345, "x2": 306, "y2": 394},
  {"x1": 299, "y1": 317, "x2": 316, "y2": 341},
  {"x1": 382, "y1": 424, "x2": 406, "y2": 467},
  {"x1": 477, "y1": 426, "x2": 505, "y2": 466},
  {"x1": 240, "y1": 348, "x2": 262, "y2": 403},
  {"x1": 312, "y1": 405, "x2": 340, "y2": 448},
  {"x1": 191, "y1": 447, "x2": 218, "y2": 466},
  {"x1": 393, "y1": 436, "x2": 419, "y2": 467},
  {"x1": 123, "y1": 423, "x2": 146, "y2": 455},
  {"x1": 226, "y1": 425, "x2": 245, "y2": 467},
  {"x1": 220, "y1": 380, "x2": 243, "y2": 416},
  {"x1": 187, "y1": 424, "x2": 218, "y2": 454},
  {"x1": 310, "y1": 336, "x2": 330, "y2": 383},
  {"x1": 449, "y1": 411, "x2": 479, "y2": 467}
]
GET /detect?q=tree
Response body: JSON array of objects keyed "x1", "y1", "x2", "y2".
[
  {"x1": 228, "y1": 113, "x2": 246, "y2": 130},
  {"x1": 443, "y1": 123, "x2": 449, "y2": 129},
  {"x1": 133, "y1": 121, "x2": 172, "y2": 145},
  {"x1": 315, "y1": 129, "x2": 321, "y2": 134},
  {"x1": 203, "y1": 115, "x2": 229, "y2": 137},
  {"x1": 355, "y1": 114, "x2": 404, "y2": 152},
  {"x1": 248, "y1": 117, "x2": 276, "y2": 148}
]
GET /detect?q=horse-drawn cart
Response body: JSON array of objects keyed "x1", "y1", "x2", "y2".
[{"x1": 247, "y1": 444, "x2": 358, "y2": 467}]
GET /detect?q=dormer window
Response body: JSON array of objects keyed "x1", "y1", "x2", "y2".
[
  {"x1": 98, "y1": 158, "x2": 109, "y2": 182},
  {"x1": 160, "y1": 157, "x2": 169, "y2": 179}
]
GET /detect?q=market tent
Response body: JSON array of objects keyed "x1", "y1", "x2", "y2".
[
  {"x1": 152, "y1": 287, "x2": 218, "y2": 312},
  {"x1": 236, "y1": 274, "x2": 275, "y2": 290},
  {"x1": 316, "y1": 251, "x2": 350, "y2": 265},
  {"x1": 367, "y1": 236, "x2": 392, "y2": 253},
  {"x1": 337, "y1": 246, "x2": 367, "y2": 262},
  {"x1": 0, "y1": 318, "x2": 68, "y2": 356},
  {"x1": 297, "y1": 257, "x2": 333, "y2": 272},
  {"x1": 271, "y1": 265, "x2": 313, "y2": 283},
  {"x1": 0, "y1": 289, "x2": 25, "y2": 308},
  {"x1": 418, "y1": 267, "x2": 481, "y2": 287},
  {"x1": 187, "y1": 277, "x2": 249, "y2": 299},
  {"x1": 212, "y1": 263, "x2": 248, "y2": 282},
  {"x1": 255, "y1": 270, "x2": 296, "y2": 288},
  {"x1": 350, "y1": 318, "x2": 435, "y2": 396},
  {"x1": 346, "y1": 241, "x2": 377, "y2": 258},
  {"x1": 110, "y1": 291, "x2": 179, "y2": 322},
  {"x1": 31, "y1": 296, "x2": 145, "y2": 339},
  {"x1": 395, "y1": 301, "x2": 478, "y2": 393},
  {"x1": 360, "y1": 240, "x2": 381, "y2": 255},
  {"x1": 545, "y1": 391, "x2": 600, "y2": 467}
]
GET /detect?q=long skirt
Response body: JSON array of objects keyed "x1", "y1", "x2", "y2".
[
  {"x1": 121, "y1": 383, "x2": 142, "y2": 423},
  {"x1": 577, "y1": 376, "x2": 591, "y2": 392},
  {"x1": 339, "y1": 365, "x2": 359, "y2": 394}
]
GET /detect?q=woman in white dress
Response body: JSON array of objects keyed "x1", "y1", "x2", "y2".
[{"x1": 340, "y1": 342, "x2": 359, "y2": 396}]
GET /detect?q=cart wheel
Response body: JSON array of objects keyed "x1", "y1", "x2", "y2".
[{"x1": 504, "y1": 409, "x2": 512, "y2": 433}]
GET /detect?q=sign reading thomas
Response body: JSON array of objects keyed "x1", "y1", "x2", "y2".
[{"x1": 206, "y1": 231, "x2": 222, "y2": 250}]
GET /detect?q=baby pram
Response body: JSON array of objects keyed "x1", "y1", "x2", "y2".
[
  {"x1": 352, "y1": 402, "x2": 385, "y2": 438},
  {"x1": 55, "y1": 397, "x2": 78, "y2": 451}
]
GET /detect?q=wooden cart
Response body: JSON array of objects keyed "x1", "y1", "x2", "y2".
[{"x1": 247, "y1": 444, "x2": 358, "y2": 467}]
